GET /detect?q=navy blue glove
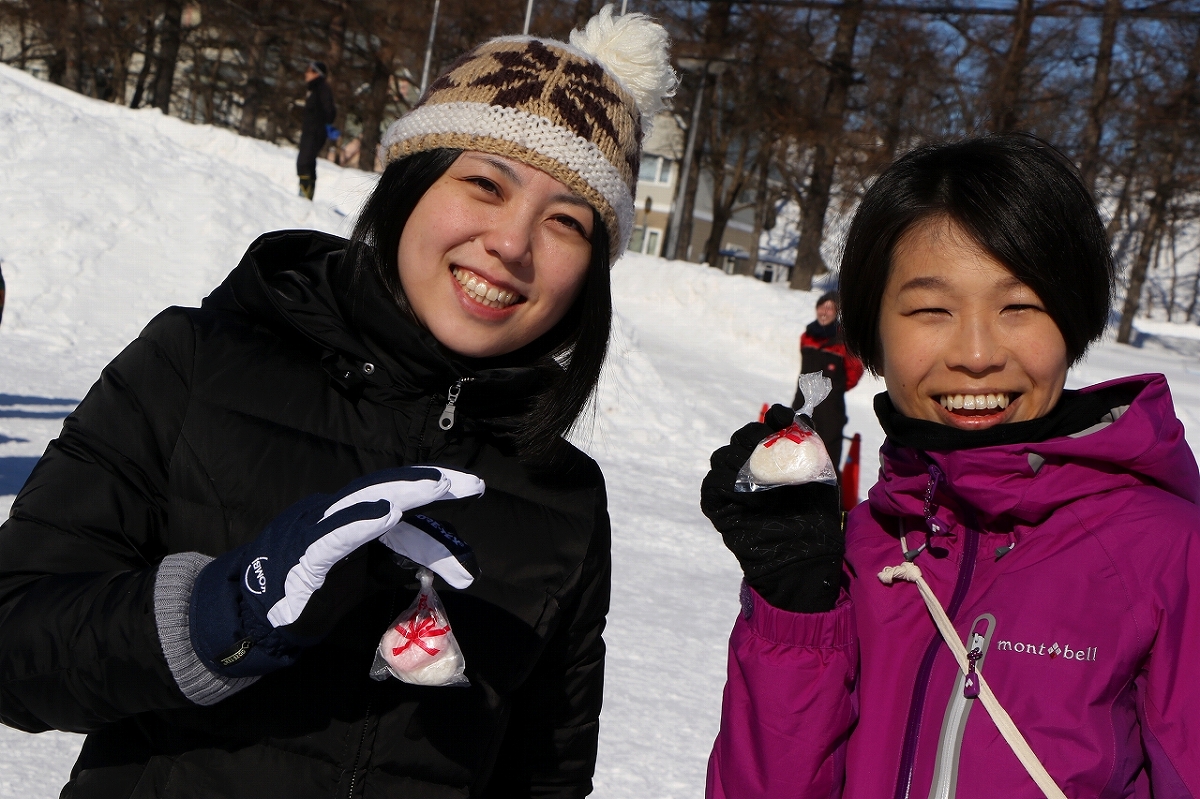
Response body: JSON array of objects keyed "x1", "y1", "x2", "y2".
[
  {"x1": 190, "y1": 466, "x2": 484, "y2": 678},
  {"x1": 325, "y1": 123, "x2": 340, "y2": 141}
]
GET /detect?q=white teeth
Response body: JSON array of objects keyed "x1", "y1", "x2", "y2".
[
  {"x1": 452, "y1": 267, "x2": 520, "y2": 309},
  {"x1": 940, "y1": 393, "x2": 1011, "y2": 412}
]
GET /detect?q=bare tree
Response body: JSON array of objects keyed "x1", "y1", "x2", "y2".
[
  {"x1": 1116, "y1": 22, "x2": 1200, "y2": 344},
  {"x1": 790, "y1": 0, "x2": 863, "y2": 291},
  {"x1": 1078, "y1": 0, "x2": 1123, "y2": 192}
]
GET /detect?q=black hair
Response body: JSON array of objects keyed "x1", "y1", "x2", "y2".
[
  {"x1": 838, "y1": 134, "x2": 1114, "y2": 372},
  {"x1": 348, "y1": 148, "x2": 612, "y2": 461},
  {"x1": 308, "y1": 61, "x2": 328, "y2": 77},
  {"x1": 816, "y1": 291, "x2": 840, "y2": 310}
]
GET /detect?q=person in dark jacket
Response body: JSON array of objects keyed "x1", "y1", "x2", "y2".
[
  {"x1": 790, "y1": 291, "x2": 863, "y2": 477},
  {"x1": 298, "y1": 60, "x2": 336, "y2": 200},
  {"x1": 0, "y1": 9, "x2": 676, "y2": 798}
]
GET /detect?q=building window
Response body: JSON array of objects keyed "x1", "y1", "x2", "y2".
[
  {"x1": 628, "y1": 227, "x2": 662, "y2": 256},
  {"x1": 638, "y1": 155, "x2": 674, "y2": 185}
]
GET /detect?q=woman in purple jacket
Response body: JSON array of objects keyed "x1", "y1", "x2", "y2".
[{"x1": 701, "y1": 135, "x2": 1200, "y2": 799}]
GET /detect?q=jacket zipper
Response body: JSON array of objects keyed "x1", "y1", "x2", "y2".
[
  {"x1": 893, "y1": 525, "x2": 980, "y2": 799},
  {"x1": 928, "y1": 614, "x2": 995, "y2": 799},
  {"x1": 438, "y1": 378, "x2": 473, "y2": 431},
  {"x1": 344, "y1": 700, "x2": 372, "y2": 799}
]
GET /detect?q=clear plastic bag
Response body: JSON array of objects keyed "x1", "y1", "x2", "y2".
[
  {"x1": 370, "y1": 567, "x2": 469, "y2": 687},
  {"x1": 735, "y1": 372, "x2": 838, "y2": 491}
]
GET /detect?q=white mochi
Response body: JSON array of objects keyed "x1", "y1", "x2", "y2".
[
  {"x1": 747, "y1": 433, "x2": 832, "y2": 485},
  {"x1": 379, "y1": 621, "x2": 466, "y2": 686}
]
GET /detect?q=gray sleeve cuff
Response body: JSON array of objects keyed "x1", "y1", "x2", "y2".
[{"x1": 154, "y1": 552, "x2": 259, "y2": 706}]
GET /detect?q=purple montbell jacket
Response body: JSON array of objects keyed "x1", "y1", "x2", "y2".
[{"x1": 708, "y1": 374, "x2": 1200, "y2": 799}]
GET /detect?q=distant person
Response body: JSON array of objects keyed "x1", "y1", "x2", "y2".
[
  {"x1": 791, "y1": 291, "x2": 862, "y2": 476},
  {"x1": 297, "y1": 60, "x2": 336, "y2": 200}
]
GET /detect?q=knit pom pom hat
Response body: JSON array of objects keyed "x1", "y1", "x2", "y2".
[{"x1": 380, "y1": 5, "x2": 677, "y2": 262}]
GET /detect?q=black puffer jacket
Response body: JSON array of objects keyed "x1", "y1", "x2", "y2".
[{"x1": 0, "y1": 230, "x2": 611, "y2": 798}]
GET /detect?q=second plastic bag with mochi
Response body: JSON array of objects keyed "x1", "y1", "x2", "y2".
[
  {"x1": 370, "y1": 567, "x2": 469, "y2": 687},
  {"x1": 735, "y1": 372, "x2": 838, "y2": 491}
]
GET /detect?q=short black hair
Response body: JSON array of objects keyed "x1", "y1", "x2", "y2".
[
  {"x1": 348, "y1": 148, "x2": 612, "y2": 461},
  {"x1": 308, "y1": 61, "x2": 328, "y2": 77},
  {"x1": 816, "y1": 291, "x2": 840, "y2": 310},
  {"x1": 839, "y1": 134, "x2": 1114, "y2": 372}
]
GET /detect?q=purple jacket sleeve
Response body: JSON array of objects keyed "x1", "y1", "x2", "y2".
[
  {"x1": 707, "y1": 585, "x2": 858, "y2": 799},
  {"x1": 1135, "y1": 529, "x2": 1200, "y2": 797}
]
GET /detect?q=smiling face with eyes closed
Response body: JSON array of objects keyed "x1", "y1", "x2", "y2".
[
  {"x1": 878, "y1": 216, "x2": 1070, "y2": 430},
  {"x1": 396, "y1": 151, "x2": 596, "y2": 360}
]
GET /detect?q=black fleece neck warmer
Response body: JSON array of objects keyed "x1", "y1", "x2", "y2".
[
  {"x1": 805, "y1": 319, "x2": 839, "y2": 342},
  {"x1": 874, "y1": 383, "x2": 1142, "y2": 451}
]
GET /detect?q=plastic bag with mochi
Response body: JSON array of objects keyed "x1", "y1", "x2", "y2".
[
  {"x1": 735, "y1": 372, "x2": 838, "y2": 491},
  {"x1": 370, "y1": 567, "x2": 469, "y2": 687}
]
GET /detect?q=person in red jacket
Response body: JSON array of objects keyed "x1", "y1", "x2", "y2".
[{"x1": 791, "y1": 291, "x2": 863, "y2": 477}]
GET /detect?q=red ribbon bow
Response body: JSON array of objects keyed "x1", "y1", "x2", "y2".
[
  {"x1": 391, "y1": 598, "x2": 451, "y2": 657},
  {"x1": 762, "y1": 423, "x2": 811, "y2": 448}
]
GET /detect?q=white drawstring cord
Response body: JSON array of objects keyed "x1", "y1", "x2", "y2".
[{"x1": 878, "y1": 561, "x2": 1067, "y2": 799}]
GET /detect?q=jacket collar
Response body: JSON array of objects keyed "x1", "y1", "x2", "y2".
[{"x1": 201, "y1": 229, "x2": 553, "y2": 425}]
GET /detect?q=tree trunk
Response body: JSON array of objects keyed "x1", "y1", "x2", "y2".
[
  {"x1": 1186, "y1": 258, "x2": 1200, "y2": 323},
  {"x1": 790, "y1": 0, "x2": 864, "y2": 290},
  {"x1": 989, "y1": 0, "x2": 1034, "y2": 133},
  {"x1": 1115, "y1": 26, "x2": 1200, "y2": 344},
  {"x1": 110, "y1": 45, "x2": 130, "y2": 105},
  {"x1": 671, "y1": 1, "x2": 734, "y2": 262},
  {"x1": 1165, "y1": 220, "x2": 1178, "y2": 322},
  {"x1": 744, "y1": 145, "x2": 775, "y2": 277},
  {"x1": 153, "y1": 0, "x2": 184, "y2": 114},
  {"x1": 1120, "y1": 192, "x2": 1168, "y2": 342},
  {"x1": 238, "y1": 22, "x2": 272, "y2": 136},
  {"x1": 62, "y1": 0, "x2": 82, "y2": 91},
  {"x1": 703, "y1": 138, "x2": 749, "y2": 269},
  {"x1": 130, "y1": 18, "x2": 157, "y2": 109},
  {"x1": 358, "y1": 46, "x2": 395, "y2": 173},
  {"x1": 327, "y1": 3, "x2": 348, "y2": 69},
  {"x1": 1078, "y1": 0, "x2": 1122, "y2": 193},
  {"x1": 676, "y1": 142, "x2": 704, "y2": 261}
]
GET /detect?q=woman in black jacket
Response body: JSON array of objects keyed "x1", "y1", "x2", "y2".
[{"x1": 0, "y1": 9, "x2": 675, "y2": 798}]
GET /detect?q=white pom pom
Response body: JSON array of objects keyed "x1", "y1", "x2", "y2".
[{"x1": 570, "y1": 4, "x2": 678, "y2": 136}]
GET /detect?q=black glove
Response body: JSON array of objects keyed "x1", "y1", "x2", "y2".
[{"x1": 701, "y1": 404, "x2": 844, "y2": 613}]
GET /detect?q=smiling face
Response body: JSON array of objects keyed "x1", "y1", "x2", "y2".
[
  {"x1": 397, "y1": 152, "x2": 595, "y2": 359},
  {"x1": 878, "y1": 217, "x2": 1069, "y2": 430},
  {"x1": 816, "y1": 300, "x2": 838, "y2": 326}
]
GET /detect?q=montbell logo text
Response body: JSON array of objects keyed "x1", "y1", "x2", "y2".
[{"x1": 995, "y1": 639, "x2": 1098, "y2": 661}]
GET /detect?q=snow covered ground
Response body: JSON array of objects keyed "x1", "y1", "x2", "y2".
[{"x1": 2, "y1": 63, "x2": 1200, "y2": 797}]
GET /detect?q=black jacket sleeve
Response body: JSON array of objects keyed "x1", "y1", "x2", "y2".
[
  {"x1": 0, "y1": 309, "x2": 197, "y2": 733},
  {"x1": 482, "y1": 481, "x2": 612, "y2": 798}
]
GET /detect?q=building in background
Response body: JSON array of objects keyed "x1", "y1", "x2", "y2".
[{"x1": 630, "y1": 113, "x2": 759, "y2": 268}]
